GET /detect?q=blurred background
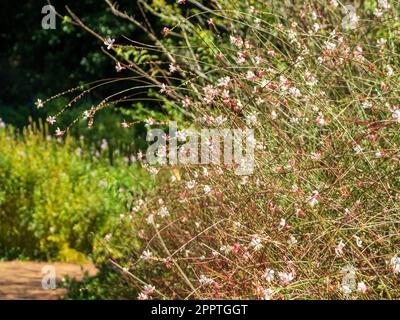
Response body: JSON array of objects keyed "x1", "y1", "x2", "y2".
[
  {"x1": 0, "y1": 0, "x2": 159, "y2": 262},
  {"x1": 0, "y1": 0, "x2": 166, "y2": 157}
]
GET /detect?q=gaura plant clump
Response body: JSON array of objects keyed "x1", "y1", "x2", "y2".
[{"x1": 42, "y1": 0, "x2": 400, "y2": 299}]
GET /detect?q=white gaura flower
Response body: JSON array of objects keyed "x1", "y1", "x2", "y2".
[
  {"x1": 324, "y1": 41, "x2": 337, "y2": 51},
  {"x1": 305, "y1": 71, "x2": 318, "y2": 86},
  {"x1": 245, "y1": 70, "x2": 256, "y2": 80},
  {"x1": 147, "y1": 167, "x2": 159, "y2": 175},
  {"x1": 375, "y1": 150, "x2": 384, "y2": 158},
  {"x1": 335, "y1": 240, "x2": 346, "y2": 256},
  {"x1": 392, "y1": 109, "x2": 400, "y2": 122},
  {"x1": 145, "y1": 214, "x2": 154, "y2": 225},
  {"x1": 181, "y1": 95, "x2": 192, "y2": 108},
  {"x1": 311, "y1": 11, "x2": 318, "y2": 20},
  {"x1": 377, "y1": 38, "x2": 387, "y2": 48},
  {"x1": 256, "y1": 97, "x2": 264, "y2": 105},
  {"x1": 199, "y1": 275, "x2": 214, "y2": 286},
  {"x1": 46, "y1": 116, "x2": 56, "y2": 125},
  {"x1": 203, "y1": 185, "x2": 211, "y2": 194},
  {"x1": 288, "y1": 235, "x2": 298, "y2": 246},
  {"x1": 262, "y1": 269, "x2": 275, "y2": 282},
  {"x1": 203, "y1": 84, "x2": 218, "y2": 104},
  {"x1": 214, "y1": 115, "x2": 227, "y2": 126},
  {"x1": 312, "y1": 23, "x2": 320, "y2": 33},
  {"x1": 288, "y1": 87, "x2": 301, "y2": 97},
  {"x1": 35, "y1": 99, "x2": 44, "y2": 108},
  {"x1": 329, "y1": 0, "x2": 338, "y2": 7},
  {"x1": 379, "y1": 0, "x2": 390, "y2": 10},
  {"x1": 353, "y1": 144, "x2": 363, "y2": 154},
  {"x1": 240, "y1": 176, "x2": 249, "y2": 185},
  {"x1": 157, "y1": 206, "x2": 170, "y2": 218},
  {"x1": 310, "y1": 151, "x2": 322, "y2": 160},
  {"x1": 249, "y1": 235, "x2": 263, "y2": 251},
  {"x1": 256, "y1": 287, "x2": 273, "y2": 300},
  {"x1": 176, "y1": 130, "x2": 186, "y2": 141},
  {"x1": 186, "y1": 180, "x2": 196, "y2": 189},
  {"x1": 354, "y1": 235, "x2": 363, "y2": 248},
  {"x1": 307, "y1": 190, "x2": 320, "y2": 207},
  {"x1": 386, "y1": 65, "x2": 394, "y2": 77},
  {"x1": 217, "y1": 76, "x2": 231, "y2": 87},
  {"x1": 341, "y1": 283, "x2": 353, "y2": 295},
  {"x1": 230, "y1": 35, "x2": 243, "y2": 48},
  {"x1": 374, "y1": 8, "x2": 383, "y2": 17},
  {"x1": 104, "y1": 37, "x2": 115, "y2": 50},
  {"x1": 254, "y1": 55, "x2": 262, "y2": 64},
  {"x1": 390, "y1": 255, "x2": 400, "y2": 274},
  {"x1": 287, "y1": 29, "x2": 297, "y2": 42},
  {"x1": 246, "y1": 112, "x2": 258, "y2": 126},
  {"x1": 316, "y1": 112, "x2": 327, "y2": 126},
  {"x1": 361, "y1": 101, "x2": 373, "y2": 109},
  {"x1": 140, "y1": 249, "x2": 154, "y2": 260},
  {"x1": 220, "y1": 245, "x2": 232, "y2": 255}
]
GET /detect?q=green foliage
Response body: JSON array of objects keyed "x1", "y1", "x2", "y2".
[{"x1": 0, "y1": 122, "x2": 151, "y2": 262}]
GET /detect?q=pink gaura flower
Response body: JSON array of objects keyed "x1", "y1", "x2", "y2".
[
  {"x1": 161, "y1": 27, "x2": 171, "y2": 37},
  {"x1": 160, "y1": 83, "x2": 171, "y2": 95},
  {"x1": 267, "y1": 48, "x2": 276, "y2": 56},
  {"x1": 357, "y1": 281, "x2": 368, "y2": 293},
  {"x1": 55, "y1": 127, "x2": 65, "y2": 137},
  {"x1": 169, "y1": 63, "x2": 178, "y2": 73},
  {"x1": 334, "y1": 240, "x2": 346, "y2": 256},
  {"x1": 115, "y1": 62, "x2": 125, "y2": 72},
  {"x1": 278, "y1": 272, "x2": 295, "y2": 285}
]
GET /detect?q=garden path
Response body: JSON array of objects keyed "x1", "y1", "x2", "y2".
[{"x1": 0, "y1": 261, "x2": 97, "y2": 300}]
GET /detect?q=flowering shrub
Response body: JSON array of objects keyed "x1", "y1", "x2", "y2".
[
  {"x1": 0, "y1": 121, "x2": 151, "y2": 262},
  {"x1": 52, "y1": 0, "x2": 400, "y2": 299}
]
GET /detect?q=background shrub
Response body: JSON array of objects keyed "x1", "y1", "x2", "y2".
[{"x1": 0, "y1": 120, "x2": 152, "y2": 262}]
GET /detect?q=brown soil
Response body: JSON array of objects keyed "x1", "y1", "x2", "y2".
[{"x1": 0, "y1": 261, "x2": 97, "y2": 300}]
